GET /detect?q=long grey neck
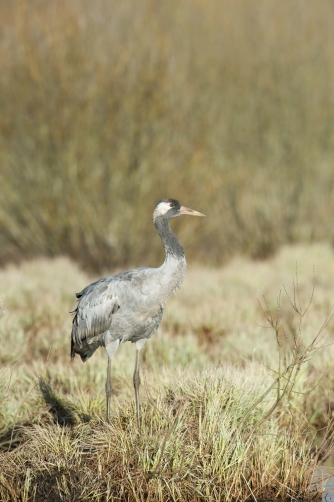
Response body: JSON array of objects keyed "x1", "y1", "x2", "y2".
[
  {"x1": 153, "y1": 216, "x2": 187, "y2": 304},
  {"x1": 154, "y1": 216, "x2": 185, "y2": 262}
]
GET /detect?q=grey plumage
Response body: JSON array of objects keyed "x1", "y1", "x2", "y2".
[{"x1": 70, "y1": 198, "x2": 205, "y2": 429}]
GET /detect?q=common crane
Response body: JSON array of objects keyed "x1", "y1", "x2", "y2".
[{"x1": 70, "y1": 199, "x2": 205, "y2": 430}]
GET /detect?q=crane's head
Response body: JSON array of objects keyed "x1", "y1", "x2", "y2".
[{"x1": 153, "y1": 199, "x2": 205, "y2": 222}]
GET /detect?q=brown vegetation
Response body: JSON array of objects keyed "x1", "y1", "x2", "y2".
[{"x1": 1, "y1": 1, "x2": 334, "y2": 270}]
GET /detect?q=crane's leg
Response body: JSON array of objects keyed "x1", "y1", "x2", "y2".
[
  {"x1": 104, "y1": 336, "x2": 120, "y2": 424},
  {"x1": 133, "y1": 339, "x2": 147, "y2": 432},
  {"x1": 133, "y1": 349, "x2": 141, "y2": 431},
  {"x1": 106, "y1": 356, "x2": 112, "y2": 424}
]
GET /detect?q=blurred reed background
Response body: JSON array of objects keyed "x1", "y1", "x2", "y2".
[{"x1": 1, "y1": 0, "x2": 334, "y2": 271}]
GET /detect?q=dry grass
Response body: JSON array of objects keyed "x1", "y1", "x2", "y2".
[
  {"x1": 1, "y1": 0, "x2": 334, "y2": 269},
  {"x1": 1, "y1": 244, "x2": 334, "y2": 500}
]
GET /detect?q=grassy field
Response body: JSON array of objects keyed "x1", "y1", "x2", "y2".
[{"x1": 1, "y1": 244, "x2": 334, "y2": 500}]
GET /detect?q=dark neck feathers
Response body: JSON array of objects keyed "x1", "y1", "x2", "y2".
[{"x1": 154, "y1": 216, "x2": 185, "y2": 260}]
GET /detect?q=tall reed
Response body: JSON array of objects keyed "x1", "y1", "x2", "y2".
[{"x1": 1, "y1": 1, "x2": 334, "y2": 270}]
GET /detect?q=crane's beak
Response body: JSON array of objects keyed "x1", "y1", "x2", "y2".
[{"x1": 178, "y1": 206, "x2": 206, "y2": 217}]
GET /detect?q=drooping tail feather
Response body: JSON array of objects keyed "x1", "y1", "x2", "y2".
[{"x1": 71, "y1": 336, "x2": 75, "y2": 360}]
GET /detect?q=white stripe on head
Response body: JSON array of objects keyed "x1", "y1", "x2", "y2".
[{"x1": 153, "y1": 201, "x2": 173, "y2": 221}]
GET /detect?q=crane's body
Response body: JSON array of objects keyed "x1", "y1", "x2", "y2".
[{"x1": 70, "y1": 199, "x2": 204, "y2": 429}]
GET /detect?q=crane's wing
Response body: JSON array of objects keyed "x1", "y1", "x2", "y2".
[
  {"x1": 71, "y1": 279, "x2": 120, "y2": 355},
  {"x1": 70, "y1": 267, "x2": 165, "y2": 359}
]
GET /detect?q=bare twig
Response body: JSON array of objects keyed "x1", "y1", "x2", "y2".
[{"x1": 236, "y1": 268, "x2": 332, "y2": 437}]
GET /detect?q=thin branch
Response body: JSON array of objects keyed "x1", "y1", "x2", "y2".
[
  {"x1": 302, "y1": 266, "x2": 315, "y2": 317},
  {"x1": 282, "y1": 280, "x2": 299, "y2": 314}
]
